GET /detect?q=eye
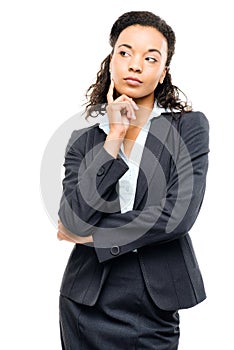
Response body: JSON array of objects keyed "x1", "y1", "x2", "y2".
[
  {"x1": 119, "y1": 50, "x2": 130, "y2": 57},
  {"x1": 145, "y1": 57, "x2": 158, "y2": 63}
]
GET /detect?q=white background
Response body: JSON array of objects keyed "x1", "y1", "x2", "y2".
[{"x1": 0, "y1": 0, "x2": 233, "y2": 349}]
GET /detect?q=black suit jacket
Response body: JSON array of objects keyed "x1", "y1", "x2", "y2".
[{"x1": 58, "y1": 111, "x2": 209, "y2": 311}]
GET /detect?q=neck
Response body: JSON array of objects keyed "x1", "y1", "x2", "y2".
[
  {"x1": 134, "y1": 91, "x2": 154, "y2": 107},
  {"x1": 131, "y1": 98, "x2": 154, "y2": 127}
]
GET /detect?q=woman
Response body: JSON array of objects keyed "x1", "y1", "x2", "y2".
[{"x1": 57, "y1": 11, "x2": 209, "y2": 350}]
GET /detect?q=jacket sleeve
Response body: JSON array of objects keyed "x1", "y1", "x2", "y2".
[
  {"x1": 92, "y1": 112, "x2": 210, "y2": 262},
  {"x1": 58, "y1": 127, "x2": 129, "y2": 236}
]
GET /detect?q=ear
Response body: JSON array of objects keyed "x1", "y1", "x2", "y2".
[{"x1": 159, "y1": 67, "x2": 168, "y2": 84}]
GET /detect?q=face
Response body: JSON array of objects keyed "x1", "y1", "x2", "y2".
[{"x1": 110, "y1": 25, "x2": 168, "y2": 107}]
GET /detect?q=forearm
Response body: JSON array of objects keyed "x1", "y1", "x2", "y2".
[
  {"x1": 58, "y1": 143, "x2": 129, "y2": 236},
  {"x1": 92, "y1": 169, "x2": 207, "y2": 262}
]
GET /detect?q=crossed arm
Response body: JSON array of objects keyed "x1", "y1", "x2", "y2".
[{"x1": 58, "y1": 112, "x2": 209, "y2": 262}]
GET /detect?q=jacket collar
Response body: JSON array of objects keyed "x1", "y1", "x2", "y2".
[{"x1": 133, "y1": 113, "x2": 173, "y2": 209}]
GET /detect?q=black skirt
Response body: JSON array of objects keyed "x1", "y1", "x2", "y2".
[{"x1": 59, "y1": 251, "x2": 180, "y2": 350}]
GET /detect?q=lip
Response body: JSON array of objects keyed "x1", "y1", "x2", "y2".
[{"x1": 124, "y1": 76, "x2": 143, "y2": 86}]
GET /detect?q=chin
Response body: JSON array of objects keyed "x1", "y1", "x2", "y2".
[{"x1": 115, "y1": 87, "x2": 141, "y2": 99}]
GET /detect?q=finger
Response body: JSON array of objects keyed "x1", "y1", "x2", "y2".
[
  {"x1": 129, "y1": 98, "x2": 139, "y2": 111},
  {"x1": 119, "y1": 100, "x2": 136, "y2": 120},
  {"x1": 57, "y1": 230, "x2": 69, "y2": 240},
  {"x1": 57, "y1": 230, "x2": 76, "y2": 243},
  {"x1": 58, "y1": 221, "x2": 71, "y2": 235},
  {"x1": 107, "y1": 79, "x2": 114, "y2": 103},
  {"x1": 57, "y1": 231, "x2": 64, "y2": 240},
  {"x1": 123, "y1": 104, "x2": 135, "y2": 121},
  {"x1": 114, "y1": 96, "x2": 138, "y2": 120},
  {"x1": 114, "y1": 95, "x2": 139, "y2": 111}
]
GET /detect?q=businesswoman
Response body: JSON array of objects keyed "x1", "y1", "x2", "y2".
[{"x1": 57, "y1": 11, "x2": 209, "y2": 350}]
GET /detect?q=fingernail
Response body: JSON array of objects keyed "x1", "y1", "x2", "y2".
[
  {"x1": 132, "y1": 114, "x2": 136, "y2": 120},
  {"x1": 134, "y1": 103, "x2": 139, "y2": 110},
  {"x1": 130, "y1": 98, "x2": 139, "y2": 110}
]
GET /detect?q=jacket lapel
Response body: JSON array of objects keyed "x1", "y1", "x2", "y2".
[{"x1": 133, "y1": 114, "x2": 172, "y2": 209}]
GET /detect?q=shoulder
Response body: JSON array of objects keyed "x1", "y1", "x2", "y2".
[
  {"x1": 161, "y1": 111, "x2": 209, "y2": 152},
  {"x1": 179, "y1": 111, "x2": 209, "y2": 131},
  {"x1": 178, "y1": 112, "x2": 209, "y2": 146},
  {"x1": 162, "y1": 110, "x2": 209, "y2": 135},
  {"x1": 176, "y1": 111, "x2": 209, "y2": 152},
  {"x1": 64, "y1": 122, "x2": 106, "y2": 156},
  {"x1": 67, "y1": 122, "x2": 103, "y2": 147}
]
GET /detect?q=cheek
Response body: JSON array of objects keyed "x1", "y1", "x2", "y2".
[
  {"x1": 110, "y1": 55, "x2": 120, "y2": 71},
  {"x1": 110, "y1": 64, "x2": 123, "y2": 86},
  {"x1": 111, "y1": 60, "x2": 123, "y2": 77},
  {"x1": 147, "y1": 75, "x2": 160, "y2": 90},
  {"x1": 147, "y1": 66, "x2": 165, "y2": 88}
]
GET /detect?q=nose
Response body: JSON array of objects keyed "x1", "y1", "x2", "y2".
[{"x1": 128, "y1": 56, "x2": 142, "y2": 73}]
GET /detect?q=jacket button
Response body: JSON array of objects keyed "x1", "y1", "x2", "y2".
[
  {"x1": 110, "y1": 245, "x2": 120, "y2": 256},
  {"x1": 97, "y1": 166, "x2": 105, "y2": 176}
]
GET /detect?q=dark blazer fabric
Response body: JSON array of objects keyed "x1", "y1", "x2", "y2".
[{"x1": 58, "y1": 111, "x2": 209, "y2": 311}]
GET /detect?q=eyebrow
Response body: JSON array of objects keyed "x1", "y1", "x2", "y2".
[{"x1": 117, "y1": 44, "x2": 162, "y2": 56}]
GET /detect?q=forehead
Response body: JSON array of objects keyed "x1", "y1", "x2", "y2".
[{"x1": 115, "y1": 25, "x2": 168, "y2": 51}]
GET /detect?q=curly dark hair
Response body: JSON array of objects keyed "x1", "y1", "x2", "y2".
[{"x1": 85, "y1": 11, "x2": 191, "y2": 119}]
